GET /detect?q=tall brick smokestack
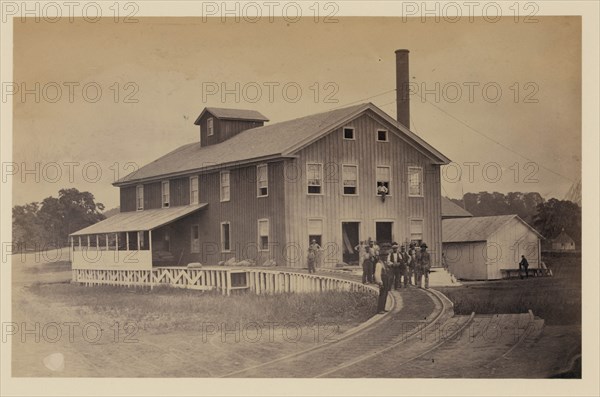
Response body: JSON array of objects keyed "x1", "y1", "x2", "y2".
[{"x1": 395, "y1": 49, "x2": 410, "y2": 128}]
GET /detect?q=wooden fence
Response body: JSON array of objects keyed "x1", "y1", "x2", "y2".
[{"x1": 72, "y1": 267, "x2": 377, "y2": 296}]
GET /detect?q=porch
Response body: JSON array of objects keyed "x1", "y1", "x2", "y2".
[{"x1": 69, "y1": 204, "x2": 208, "y2": 271}]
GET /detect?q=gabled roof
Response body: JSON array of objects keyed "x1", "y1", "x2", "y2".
[
  {"x1": 443, "y1": 215, "x2": 544, "y2": 243},
  {"x1": 116, "y1": 102, "x2": 450, "y2": 186},
  {"x1": 441, "y1": 197, "x2": 473, "y2": 218},
  {"x1": 194, "y1": 107, "x2": 269, "y2": 124},
  {"x1": 552, "y1": 229, "x2": 574, "y2": 244},
  {"x1": 70, "y1": 204, "x2": 208, "y2": 236}
]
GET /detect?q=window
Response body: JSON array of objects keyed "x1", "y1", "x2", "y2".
[
  {"x1": 307, "y1": 163, "x2": 323, "y2": 194},
  {"x1": 376, "y1": 166, "x2": 391, "y2": 196},
  {"x1": 136, "y1": 185, "x2": 144, "y2": 210},
  {"x1": 408, "y1": 167, "x2": 424, "y2": 196},
  {"x1": 377, "y1": 129, "x2": 388, "y2": 142},
  {"x1": 161, "y1": 181, "x2": 170, "y2": 208},
  {"x1": 220, "y1": 171, "x2": 230, "y2": 202},
  {"x1": 190, "y1": 176, "x2": 199, "y2": 205},
  {"x1": 343, "y1": 127, "x2": 355, "y2": 140},
  {"x1": 308, "y1": 218, "x2": 323, "y2": 246},
  {"x1": 342, "y1": 165, "x2": 358, "y2": 195},
  {"x1": 191, "y1": 225, "x2": 200, "y2": 253},
  {"x1": 207, "y1": 117, "x2": 214, "y2": 136},
  {"x1": 410, "y1": 219, "x2": 424, "y2": 244},
  {"x1": 221, "y1": 222, "x2": 231, "y2": 252},
  {"x1": 258, "y1": 219, "x2": 269, "y2": 251},
  {"x1": 257, "y1": 164, "x2": 268, "y2": 197}
]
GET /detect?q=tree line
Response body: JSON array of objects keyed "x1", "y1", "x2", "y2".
[
  {"x1": 12, "y1": 188, "x2": 105, "y2": 249},
  {"x1": 12, "y1": 188, "x2": 581, "y2": 251},
  {"x1": 449, "y1": 192, "x2": 581, "y2": 247}
]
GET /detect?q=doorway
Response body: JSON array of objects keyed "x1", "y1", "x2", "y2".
[
  {"x1": 375, "y1": 222, "x2": 393, "y2": 246},
  {"x1": 342, "y1": 222, "x2": 360, "y2": 265}
]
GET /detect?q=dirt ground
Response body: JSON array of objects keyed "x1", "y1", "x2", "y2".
[
  {"x1": 10, "y1": 251, "x2": 371, "y2": 377},
  {"x1": 8, "y1": 250, "x2": 582, "y2": 378}
]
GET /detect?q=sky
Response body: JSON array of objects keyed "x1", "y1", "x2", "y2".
[{"x1": 12, "y1": 16, "x2": 581, "y2": 210}]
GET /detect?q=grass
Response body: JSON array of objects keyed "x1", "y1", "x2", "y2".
[
  {"x1": 25, "y1": 283, "x2": 377, "y2": 333},
  {"x1": 437, "y1": 253, "x2": 581, "y2": 325}
]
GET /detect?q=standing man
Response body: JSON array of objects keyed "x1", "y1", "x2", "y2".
[
  {"x1": 307, "y1": 239, "x2": 320, "y2": 274},
  {"x1": 374, "y1": 250, "x2": 392, "y2": 314},
  {"x1": 399, "y1": 245, "x2": 411, "y2": 288},
  {"x1": 355, "y1": 240, "x2": 367, "y2": 268},
  {"x1": 362, "y1": 238, "x2": 375, "y2": 284},
  {"x1": 387, "y1": 243, "x2": 402, "y2": 290},
  {"x1": 519, "y1": 255, "x2": 529, "y2": 279},
  {"x1": 408, "y1": 242, "x2": 418, "y2": 286},
  {"x1": 417, "y1": 243, "x2": 431, "y2": 289}
]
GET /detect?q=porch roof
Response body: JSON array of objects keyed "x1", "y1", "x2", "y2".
[{"x1": 70, "y1": 204, "x2": 208, "y2": 236}]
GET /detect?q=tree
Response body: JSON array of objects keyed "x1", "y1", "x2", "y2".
[
  {"x1": 533, "y1": 199, "x2": 581, "y2": 247},
  {"x1": 12, "y1": 188, "x2": 105, "y2": 248}
]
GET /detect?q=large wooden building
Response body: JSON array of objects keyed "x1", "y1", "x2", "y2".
[{"x1": 70, "y1": 50, "x2": 451, "y2": 270}]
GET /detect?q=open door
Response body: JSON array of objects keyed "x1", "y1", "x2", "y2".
[
  {"x1": 375, "y1": 222, "x2": 393, "y2": 246},
  {"x1": 342, "y1": 222, "x2": 360, "y2": 265}
]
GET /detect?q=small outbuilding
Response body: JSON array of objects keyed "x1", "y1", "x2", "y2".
[
  {"x1": 442, "y1": 215, "x2": 544, "y2": 280},
  {"x1": 551, "y1": 229, "x2": 576, "y2": 251},
  {"x1": 441, "y1": 197, "x2": 473, "y2": 219}
]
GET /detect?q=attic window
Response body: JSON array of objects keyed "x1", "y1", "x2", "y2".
[
  {"x1": 343, "y1": 127, "x2": 355, "y2": 140},
  {"x1": 377, "y1": 129, "x2": 388, "y2": 142},
  {"x1": 207, "y1": 118, "x2": 214, "y2": 136}
]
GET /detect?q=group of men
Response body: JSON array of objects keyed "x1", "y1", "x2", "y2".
[{"x1": 355, "y1": 239, "x2": 432, "y2": 314}]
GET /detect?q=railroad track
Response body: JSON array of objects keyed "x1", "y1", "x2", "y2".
[
  {"x1": 221, "y1": 286, "x2": 453, "y2": 378},
  {"x1": 222, "y1": 282, "x2": 548, "y2": 378}
]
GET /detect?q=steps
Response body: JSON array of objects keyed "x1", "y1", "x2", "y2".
[{"x1": 428, "y1": 267, "x2": 462, "y2": 287}]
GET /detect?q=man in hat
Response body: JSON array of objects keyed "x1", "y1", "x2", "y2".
[
  {"x1": 416, "y1": 242, "x2": 431, "y2": 289},
  {"x1": 399, "y1": 245, "x2": 411, "y2": 287},
  {"x1": 307, "y1": 239, "x2": 321, "y2": 274},
  {"x1": 407, "y1": 242, "x2": 417, "y2": 286},
  {"x1": 362, "y1": 238, "x2": 375, "y2": 284},
  {"x1": 374, "y1": 250, "x2": 392, "y2": 314},
  {"x1": 387, "y1": 243, "x2": 402, "y2": 290}
]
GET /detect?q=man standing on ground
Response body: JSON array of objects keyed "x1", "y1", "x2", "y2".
[
  {"x1": 374, "y1": 250, "x2": 392, "y2": 314},
  {"x1": 519, "y1": 255, "x2": 529, "y2": 279},
  {"x1": 400, "y1": 245, "x2": 411, "y2": 288},
  {"x1": 416, "y1": 243, "x2": 431, "y2": 289},
  {"x1": 307, "y1": 239, "x2": 320, "y2": 274},
  {"x1": 387, "y1": 243, "x2": 402, "y2": 290}
]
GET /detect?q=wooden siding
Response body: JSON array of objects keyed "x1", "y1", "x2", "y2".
[
  {"x1": 170, "y1": 177, "x2": 191, "y2": 207},
  {"x1": 198, "y1": 113, "x2": 265, "y2": 147},
  {"x1": 487, "y1": 218, "x2": 540, "y2": 279},
  {"x1": 143, "y1": 162, "x2": 287, "y2": 267},
  {"x1": 120, "y1": 186, "x2": 136, "y2": 212},
  {"x1": 443, "y1": 241, "x2": 489, "y2": 280},
  {"x1": 144, "y1": 181, "x2": 162, "y2": 210},
  {"x1": 284, "y1": 111, "x2": 443, "y2": 268}
]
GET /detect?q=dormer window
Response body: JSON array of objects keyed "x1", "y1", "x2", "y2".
[{"x1": 207, "y1": 118, "x2": 214, "y2": 136}]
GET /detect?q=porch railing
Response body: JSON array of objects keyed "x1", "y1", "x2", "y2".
[{"x1": 71, "y1": 267, "x2": 376, "y2": 296}]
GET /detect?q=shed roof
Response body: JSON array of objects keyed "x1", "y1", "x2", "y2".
[
  {"x1": 442, "y1": 215, "x2": 544, "y2": 243},
  {"x1": 194, "y1": 107, "x2": 269, "y2": 124},
  {"x1": 70, "y1": 204, "x2": 207, "y2": 236},
  {"x1": 115, "y1": 102, "x2": 450, "y2": 186},
  {"x1": 441, "y1": 197, "x2": 473, "y2": 218}
]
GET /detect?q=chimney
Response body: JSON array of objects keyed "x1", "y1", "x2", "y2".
[{"x1": 395, "y1": 49, "x2": 410, "y2": 129}]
